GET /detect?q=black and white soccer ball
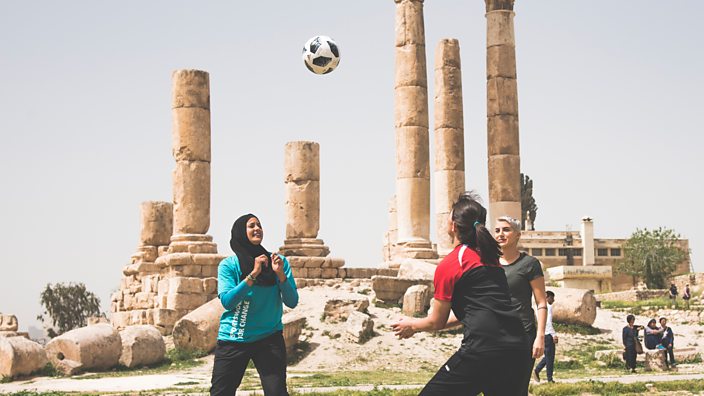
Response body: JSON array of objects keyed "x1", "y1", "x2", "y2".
[{"x1": 302, "y1": 35, "x2": 340, "y2": 75}]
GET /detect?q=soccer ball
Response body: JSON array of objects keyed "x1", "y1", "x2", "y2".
[{"x1": 302, "y1": 36, "x2": 340, "y2": 75}]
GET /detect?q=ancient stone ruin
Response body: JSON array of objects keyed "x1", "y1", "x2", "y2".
[{"x1": 111, "y1": 70, "x2": 226, "y2": 334}]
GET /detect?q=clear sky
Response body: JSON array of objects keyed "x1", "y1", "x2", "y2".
[{"x1": 1, "y1": 1, "x2": 702, "y2": 332}]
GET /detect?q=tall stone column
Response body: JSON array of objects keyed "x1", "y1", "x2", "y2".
[
  {"x1": 434, "y1": 39, "x2": 465, "y2": 257},
  {"x1": 279, "y1": 141, "x2": 344, "y2": 277},
  {"x1": 485, "y1": 0, "x2": 522, "y2": 226},
  {"x1": 172, "y1": 69, "x2": 211, "y2": 236},
  {"x1": 393, "y1": 0, "x2": 436, "y2": 261}
]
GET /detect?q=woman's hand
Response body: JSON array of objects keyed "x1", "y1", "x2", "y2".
[
  {"x1": 253, "y1": 254, "x2": 268, "y2": 277},
  {"x1": 532, "y1": 334, "x2": 545, "y2": 358},
  {"x1": 391, "y1": 317, "x2": 416, "y2": 339},
  {"x1": 271, "y1": 253, "x2": 287, "y2": 283}
]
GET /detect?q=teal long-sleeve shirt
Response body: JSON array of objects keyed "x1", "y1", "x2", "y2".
[{"x1": 217, "y1": 254, "x2": 298, "y2": 343}]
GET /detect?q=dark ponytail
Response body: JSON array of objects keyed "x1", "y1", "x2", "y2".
[{"x1": 451, "y1": 191, "x2": 501, "y2": 265}]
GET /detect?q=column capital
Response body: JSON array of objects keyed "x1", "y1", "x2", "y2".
[{"x1": 485, "y1": 0, "x2": 514, "y2": 12}]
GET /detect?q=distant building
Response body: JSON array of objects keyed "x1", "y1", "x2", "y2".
[{"x1": 518, "y1": 217, "x2": 690, "y2": 291}]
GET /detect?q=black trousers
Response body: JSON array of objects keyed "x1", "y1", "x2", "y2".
[
  {"x1": 535, "y1": 334, "x2": 555, "y2": 381},
  {"x1": 419, "y1": 349, "x2": 531, "y2": 396},
  {"x1": 210, "y1": 331, "x2": 288, "y2": 396},
  {"x1": 624, "y1": 345, "x2": 637, "y2": 370},
  {"x1": 661, "y1": 341, "x2": 676, "y2": 366},
  {"x1": 517, "y1": 328, "x2": 537, "y2": 394}
]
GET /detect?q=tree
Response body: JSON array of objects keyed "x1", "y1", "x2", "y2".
[
  {"x1": 36, "y1": 282, "x2": 102, "y2": 338},
  {"x1": 520, "y1": 173, "x2": 538, "y2": 230},
  {"x1": 618, "y1": 228, "x2": 689, "y2": 289}
]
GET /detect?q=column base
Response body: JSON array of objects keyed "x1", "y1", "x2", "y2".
[
  {"x1": 393, "y1": 239, "x2": 438, "y2": 260},
  {"x1": 279, "y1": 238, "x2": 330, "y2": 257}
]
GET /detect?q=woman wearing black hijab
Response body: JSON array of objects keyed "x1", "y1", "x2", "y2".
[{"x1": 210, "y1": 214, "x2": 299, "y2": 396}]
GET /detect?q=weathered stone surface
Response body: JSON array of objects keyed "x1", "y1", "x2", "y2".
[
  {"x1": 169, "y1": 241, "x2": 218, "y2": 254},
  {"x1": 282, "y1": 313, "x2": 306, "y2": 355},
  {"x1": 284, "y1": 141, "x2": 320, "y2": 182},
  {"x1": 0, "y1": 336, "x2": 48, "y2": 378},
  {"x1": 285, "y1": 180, "x2": 320, "y2": 239},
  {"x1": 550, "y1": 287, "x2": 597, "y2": 326},
  {"x1": 0, "y1": 315, "x2": 18, "y2": 332},
  {"x1": 372, "y1": 275, "x2": 433, "y2": 303},
  {"x1": 394, "y1": 0, "x2": 426, "y2": 47},
  {"x1": 169, "y1": 277, "x2": 204, "y2": 294},
  {"x1": 172, "y1": 160, "x2": 210, "y2": 235},
  {"x1": 172, "y1": 69, "x2": 209, "y2": 109},
  {"x1": 280, "y1": 239, "x2": 330, "y2": 258},
  {"x1": 202, "y1": 278, "x2": 218, "y2": 294},
  {"x1": 140, "y1": 201, "x2": 173, "y2": 247},
  {"x1": 397, "y1": 259, "x2": 436, "y2": 280},
  {"x1": 346, "y1": 311, "x2": 374, "y2": 343},
  {"x1": 167, "y1": 292, "x2": 208, "y2": 310},
  {"x1": 645, "y1": 350, "x2": 667, "y2": 371},
  {"x1": 403, "y1": 284, "x2": 431, "y2": 316},
  {"x1": 45, "y1": 323, "x2": 121, "y2": 375},
  {"x1": 118, "y1": 325, "x2": 166, "y2": 368},
  {"x1": 172, "y1": 298, "x2": 224, "y2": 353},
  {"x1": 323, "y1": 297, "x2": 370, "y2": 322},
  {"x1": 486, "y1": 10, "x2": 515, "y2": 48},
  {"x1": 487, "y1": 155, "x2": 521, "y2": 203},
  {"x1": 172, "y1": 107, "x2": 211, "y2": 162},
  {"x1": 395, "y1": 178, "x2": 432, "y2": 244}
]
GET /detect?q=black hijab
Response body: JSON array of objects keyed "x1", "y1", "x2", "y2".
[{"x1": 229, "y1": 214, "x2": 277, "y2": 286}]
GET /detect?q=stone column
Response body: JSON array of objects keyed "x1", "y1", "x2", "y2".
[
  {"x1": 140, "y1": 201, "x2": 173, "y2": 248},
  {"x1": 485, "y1": 0, "x2": 521, "y2": 226},
  {"x1": 279, "y1": 141, "x2": 329, "y2": 258},
  {"x1": 171, "y1": 69, "x2": 211, "y2": 236},
  {"x1": 393, "y1": 0, "x2": 436, "y2": 260},
  {"x1": 434, "y1": 39, "x2": 465, "y2": 257}
]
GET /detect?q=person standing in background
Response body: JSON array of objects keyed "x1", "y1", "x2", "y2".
[{"x1": 534, "y1": 290, "x2": 557, "y2": 383}]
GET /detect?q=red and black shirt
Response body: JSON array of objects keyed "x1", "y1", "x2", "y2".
[{"x1": 434, "y1": 244, "x2": 529, "y2": 356}]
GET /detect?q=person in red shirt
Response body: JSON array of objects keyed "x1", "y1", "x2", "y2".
[{"x1": 392, "y1": 192, "x2": 530, "y2": 395}]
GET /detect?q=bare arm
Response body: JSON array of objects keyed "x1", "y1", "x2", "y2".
[
  {"x1": 391, "y1": 299, "x2": 452, "y2": 338},
  {"x1": 531, "y1": 276, "x2": 547, "y2": 358}
]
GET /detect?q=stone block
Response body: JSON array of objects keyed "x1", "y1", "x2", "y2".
[
  {"x1": 164, "y1": 252, "x2": 195, "y2": 266},
  {"x1": 395, "y1": 45, "x2": 427, "y2": 87},
  {"x1": 321, "y1": 268, "x2": 338, "y2": 279},
  {"x1": 403, "y1": 284, "x2": 431, "y2": 316},
  {"x1": 0, "y1": 336, "x2": 48, "y2": 378},
  {"x1": 394, "y1": 88, "x2": 429, "y2": 129},
  {"x1": 486, "y1": 45, "x2": 516, "y2": 79},
  {"x1": 202, "y1": 278, "x2": 218, "y2": 295},
  {"x1": 308, "y1": 268, "x2": 322, "y2": 278},
  {"x1": 118, "y1": 325, "x2": 166, "y2": 368},
  {"x1": 140, "y1": 201, "x2": 173, "y2": 247},
  {"x1": 645, "y1": 350, "x2": 667, "y2": 371},
  {"x1": 158, "y1": 246, "x2": 169, "y2": 257},
  {"x1": 45, "y1": 324, "x2": 121, "y2": 375},
  {"x1": 193, "y1": 253, "x2": 227, "y2": 266},
  {"x1": 172, "y1": 160, "x2": 210, "y2": 235},
  {"x1": 172, "y1": 69, "x2": 209, "y2": 109},
  {"x1": 487, "y1": 77, "x2": 518, "y2": 117},
  {"x1": 201, "y1": 265, "x2": 217, "y2": 278},
  {"x1": 487, "y1": 155, "x2": 521, "y2": 203},
  {"x1": 282, "y1": 313, "x2": 306, "y2": 355},
  {"x1": 550, "y1": 287, "x2": 598, "y2": 326},
  {"x1": 137, "y1": 246, "x2": 159, "y2": 263},
  {"x1": 169, "y1": 264, "x2": 202, "y2": 277},
  {"x1": 487, "y1": 114, "x2": 519, "y2": 156},
  {"x1": 486, "y1": 10, "x2": 515, "y2": 48},
  {"x1": 323, "y1": 297, "x2": 370, "y2": 322},
  {"x1": 285, "y1": 180, "x2": 320, "y2": 239},
  {"x1": 169, "y1": 277, "x2": 204, "y2": 294},
  {"x1": 395, "y1": 126, "x2": 430, "y2": 178},
  {"x1": 167, "y1": 293, "x2": 207, "y2": 310},
  {"x1": 172, "y1": 107, "x2": 211, "y2": 162},
  {"x1": 372, "y1": 275, "x2": 433, "y2": 303},
  {"x1": 284, "y1": 141, "x2": 320, "y2": 182},
  {"x1": 394, "y1": 0, "x2": 425, "y2": 46},
  {"x1": 345, "y1": 311, "x2": 374, "y2": 343},
  {"x1": 150, "y1": 309, "x2": 181, "y2": 327},
  {"x1": 338, "y1": 268, "x2": 347, "y2": 278},
  {"x1": 110, "y1": 311, "x2": 130, "y2": 329},
  {"x1": 292, "y1": 267, "x2": 308, "y2": 278},
  {"x1": 0, "y1": 315, "x2": 18, "y2": 332},
  {"x1": 173, "y1": 298, "x2": 224, "y2": 353},
  {"x1": 397, "y1": 259, "x2": 436, "y2": 280}
]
